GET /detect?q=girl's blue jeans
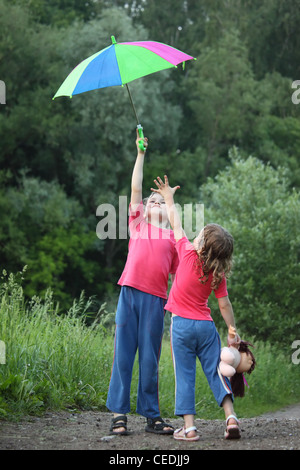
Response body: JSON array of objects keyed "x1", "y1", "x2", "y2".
[{"x1": 170, "y1": 316, "x2": 233, "y2": 416}]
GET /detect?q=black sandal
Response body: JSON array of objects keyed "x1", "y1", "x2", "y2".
[
  {"x1": 145, "y1": 417, "x2": 174, "y2": 435},
  {"x1": 110, "y1": 415, "x2": 131, "y2": 436}
]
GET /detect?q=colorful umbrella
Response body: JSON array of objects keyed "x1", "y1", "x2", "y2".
[{"x1": 53, "y1": 36, "x2": 195, "y2": 149}]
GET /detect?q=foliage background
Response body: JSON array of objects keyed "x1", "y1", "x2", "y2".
[{"x1": 0, "y1": 0, "x2": 299, "y2": 351}]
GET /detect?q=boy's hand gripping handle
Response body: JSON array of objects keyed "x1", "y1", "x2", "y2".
[{"x1": 137, "y1": 124, "x2": 146, "y2": 152}]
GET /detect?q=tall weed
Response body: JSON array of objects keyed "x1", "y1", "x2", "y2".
[{"x1": 0, "y1": 269, "x2": 112, "y2": 417}]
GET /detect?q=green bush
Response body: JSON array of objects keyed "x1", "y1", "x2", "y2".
[{"x1": 201, "y1": 150, "x2": 300, "y2": 347}]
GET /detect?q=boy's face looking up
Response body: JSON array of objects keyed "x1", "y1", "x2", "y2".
[{"x1": 144, "y1": 193, "x2": 168, "y2": 226}]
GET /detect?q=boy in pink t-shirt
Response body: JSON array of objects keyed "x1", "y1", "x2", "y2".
[
  {"x1": 151, "y1": 175, "x2": 242, "y2": 442},
  {"x1": 106, "y1": 132, "x2": 179, "y2": 436}
]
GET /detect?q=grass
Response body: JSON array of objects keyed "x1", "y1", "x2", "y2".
[
  {"x1": 0, "y1": 269, "x2": 299, "y2": 420},
  {"x1": 0, "y1": 269, "x2": 112, "y2": 417}
]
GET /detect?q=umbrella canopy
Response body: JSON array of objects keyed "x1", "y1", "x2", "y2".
[
  {"x1": 53, "y1": 36, "x2": 195, "y2": 99},
  {"x1": 53, "y1": 36, "x2": 195, "y2": 149}
]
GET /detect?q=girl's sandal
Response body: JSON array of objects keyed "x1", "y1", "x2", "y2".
[
  {"x1": 110, "y1": 415, "x2": 131, "y2": 436},
  {"x1": 145, "y1": 417, "x2": 174, "y2": 435},
  {"x1": 173, "y1": 426, "x2": 200, "y2": 441},
  {"x1": 224, "y1": 414, "x2": 241, "y2": 439}
]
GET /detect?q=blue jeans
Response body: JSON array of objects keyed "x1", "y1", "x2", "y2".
[
  {"x1": 106, "y1": 286, "x2": 166, "y2": 418},
  {"x1": 170, "y1": 316, "x2": 232, "y2": 416}
]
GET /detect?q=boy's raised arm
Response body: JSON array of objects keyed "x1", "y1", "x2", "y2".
[{"x1": 131, "y1": 129, "x2": 148, "y2": 206}]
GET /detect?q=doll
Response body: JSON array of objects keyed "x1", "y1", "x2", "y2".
[{"x1": 219, "y1": 325, "x2": 256, "y2": 397}]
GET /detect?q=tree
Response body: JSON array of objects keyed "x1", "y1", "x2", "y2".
[
  {"x1": 238, "y1": 0, "x2": 300, "y2": 80},
  {"x1": 1, "y1": 0, "x2": 300, "y2": 314},
  {"x1": 1, "y1": 173, "x2": 101, "y2": 308},
  {"x1": 201, "y1": 149, "x2": 300, "y2": 346},
  {"x1": 186, "y1": 28, "x2": 258, "y2": 175},
  {"x1": 0, "y1": 3, "x2": 183, "y2": 308},
  {"x1": 9, "y1": 0, "x2": 105, "y2": 26}
]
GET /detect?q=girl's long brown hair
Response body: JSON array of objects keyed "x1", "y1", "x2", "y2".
[{"x1": 195, "y1": 223, "x2": 234, "y2": 289}]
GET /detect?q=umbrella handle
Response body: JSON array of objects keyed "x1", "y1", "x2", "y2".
[{"x1": 137, "y1": 124, "x2": 146, "y2": 152}]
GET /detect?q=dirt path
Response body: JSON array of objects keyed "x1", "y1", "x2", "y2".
[{"x1": 1, "y1": 404, "x2": 299, "y2": 451}]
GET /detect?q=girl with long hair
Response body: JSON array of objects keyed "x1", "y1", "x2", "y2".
[{"x1": 151, "y1": 175, "x2": 243, "y2": 441}]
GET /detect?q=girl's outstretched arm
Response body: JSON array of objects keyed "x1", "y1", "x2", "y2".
[{"x1": 151, "y1": 175, "x2": 184, "y2": 241}]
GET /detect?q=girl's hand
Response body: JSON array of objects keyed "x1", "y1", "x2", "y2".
[
  {"x1": 151, "y1": 175, "x2": 180, "y2": 200},
  {"x1": 227, "y1": 331, "x2": 241, "y2": 348}
]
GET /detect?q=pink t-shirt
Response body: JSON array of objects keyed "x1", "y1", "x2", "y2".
[
  {"x1": 118, "y1": 202, "x2": 179, "y2": 299},
  {"x1": 165, "y1": 237, "x2": 228, "y2": 320}
]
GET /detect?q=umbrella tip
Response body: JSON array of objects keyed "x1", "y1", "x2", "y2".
[{"x1": 111, "y1": 36, "x2": 117, "y2": 45}]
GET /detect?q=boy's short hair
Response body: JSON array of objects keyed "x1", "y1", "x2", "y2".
[{"x1": 143, "y1": 192, "x2": 156, "y2": 207}]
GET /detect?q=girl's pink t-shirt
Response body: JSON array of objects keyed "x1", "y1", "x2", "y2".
[
  {"x1": 165, "y1": 237, "x2": 228, "y2": 320},
  {"x1": 118, "y1": 202, "x2": 179, "y2": 299}
]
